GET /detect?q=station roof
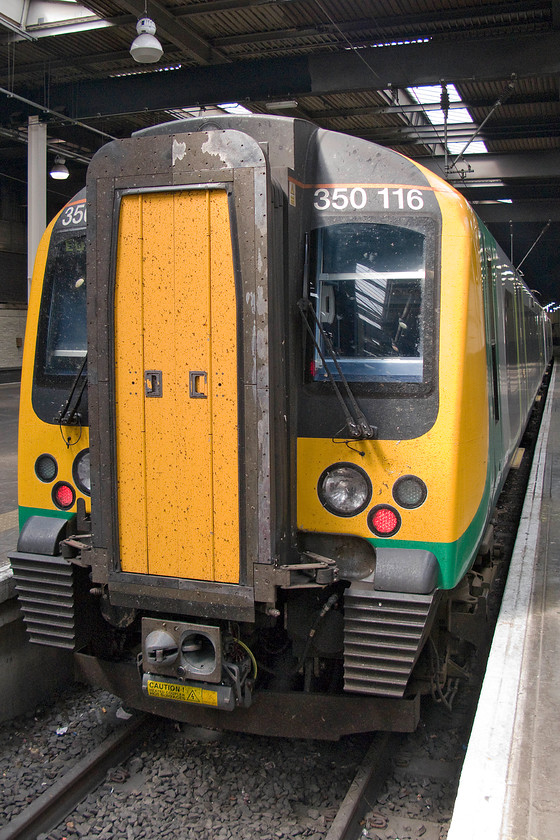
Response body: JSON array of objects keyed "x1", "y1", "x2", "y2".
[{"x1": 1, "y1": 0, "x2": 559, "y2": 303}]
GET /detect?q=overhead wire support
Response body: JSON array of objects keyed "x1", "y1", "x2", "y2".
[
  {"x1": 446, "y1": 76, "x2": 517, "y2": 176},
  {"x1": 516, "y1": 220, "x2": 551, "y2": 271},
  {"x1": 441, "y1": 84, "x2": 450, "y2": 175}
]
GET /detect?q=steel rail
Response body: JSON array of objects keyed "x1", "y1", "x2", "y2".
[
  {"x1": 0, "y1": 714, "x2": 153, "y2": 840},
  {"x1": 325, "y1": 732, "x2": 400, "y2": 840}
]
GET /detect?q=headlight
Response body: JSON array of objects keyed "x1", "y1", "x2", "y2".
[
  {"x1": 318, "y1": 463, "x2": 372, "y2": 517},
  {"x1": 72, "y1": 448, "x2": 91, "y2": 495},
  {"x1": 35, "y1": 454, "x2": 58, "y2": 483},
  {"x1": 393, "y1": 475, "x2": 427, "y2": 509}
]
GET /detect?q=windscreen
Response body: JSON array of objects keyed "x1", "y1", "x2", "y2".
[
  {"x1": 39, "y1": 234, "x2": 86, "y2": 375},
  {"x1": 33, "y1": 229, "x2": 87, "y2": 423},
  {"x1": 308, "y1": 223, "x2": 427, "y2": 383}
]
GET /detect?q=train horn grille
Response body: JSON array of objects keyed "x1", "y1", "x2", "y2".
[
  {"x1": 343, "y1": 585, "x2": 438, "y2": 698},
  {"x1": 10, "y1": 553, "x2": 79, "y2": 649}
]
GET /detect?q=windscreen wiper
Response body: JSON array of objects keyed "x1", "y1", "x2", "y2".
[
  {"x1": 57, "y1": 352, "x2": 88, "y2": 426},
  {"x1": 298, "y1": 299, "x2": 376, "y2": 440}
]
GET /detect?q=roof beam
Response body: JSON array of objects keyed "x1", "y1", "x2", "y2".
[
  {"x1": 174, "y1": 0, "x2": 303, "y2": 12},
  {"x1": 420, "y1": 150, "x2": 560, "y2": 184},
  {"x1": 473, "y1": 200, "x2": 560, "y2": 222},
  {"x1": 309, "y1": 93, "x2": 559, "y2": 120},
  {"x1": 1, "y1": 31, "x2": 560, "y2": 124},
  {"x1": 177, "y1": 0, "x2": 547, "y2": 27},
  {"x1": 353, "y1": 118, "x2": 560, "y2": 144},
  {"x1": 207, "y1": 1, "x2": 549, "y2": 48},
  {"x1": 305, "y1": 33, "x2": 560, "y2": 93}
]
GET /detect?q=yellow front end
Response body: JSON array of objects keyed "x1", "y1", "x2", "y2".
[
  {"x1": 18, "y1": 210, "x2": 90, "y2": 528},
  {"x1": 298, "y1": 176, "x2": 489, "y2": 588}
]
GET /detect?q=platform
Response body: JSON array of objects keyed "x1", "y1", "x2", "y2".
[
  {"x1": 448, "y1": 361, "x2": 559, "y2": 840},
  {"x1": 0, "y1": 382, "x2": 76, "y2": 722},
  {"x1": 0, "y1": 382, "x2": 18, "y2": 603}
]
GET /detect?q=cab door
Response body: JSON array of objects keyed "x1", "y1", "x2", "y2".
[{"x1": 113, "y1": 188, "x2": 240, "y2": 583}]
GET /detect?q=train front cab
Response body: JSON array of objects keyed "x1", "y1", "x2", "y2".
[
  {"x1": 79, "y1": 123, "x2": 444, "y2": 731},
  {"x1": 83, "y1": 124, "x2": 488, "y2": 728},
  {"x1": 10, "y1": 117, "x2": 551, "y2": 738},
  {"x1": 9, "y1": 190, "x2": 92, "y2": 651},
  {"x1": 294, "y1": 132, "x2": 549, "y2": 707}
]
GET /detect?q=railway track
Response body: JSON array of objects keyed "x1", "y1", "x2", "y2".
[
  {"x1": 0, "y1": 715, "x2": 152, "y2": 840},
  {"x1": 1, "y1": 697, "x2": 372, "y2": 840},
  {"x1": 0, "y1": 568, "x2": 527, "y2": 840},
  {"x1": 0, "y1": 707, "x2": 465, "y2": 840},
  {"x1": 0, "y1": 643, "x2": 524, "y2": 840},
  {"x1": 324, "y1": 733, "x2": 397, "y2": 840},
  {"x1": 1, "y1": 718, "x2": 393, "y2": 840}
]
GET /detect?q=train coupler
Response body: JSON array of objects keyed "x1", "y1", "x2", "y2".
[{"x1": 140, "y1": 618, "x2": 253, "y2": 710}]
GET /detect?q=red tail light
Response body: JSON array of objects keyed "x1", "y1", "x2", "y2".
[
  {"x1": 52, "y1": 482, "x2": 75, "y2": 510},
  {"x1": 368, "y1": 505, "x2": 401, "y2": 537}
]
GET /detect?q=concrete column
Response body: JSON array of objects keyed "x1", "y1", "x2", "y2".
[{"x1": 27, "y1": 115, "x2": 47, "y2": 297}]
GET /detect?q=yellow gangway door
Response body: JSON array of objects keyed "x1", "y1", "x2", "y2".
[{"x1": 114, "y1": 189, "x2": 240, "y2": 583}]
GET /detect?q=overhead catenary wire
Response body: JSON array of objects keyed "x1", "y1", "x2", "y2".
[
  {"x1": 311, "y1": 0, "x2": 452, "y2": 175},
  {"x1": 312, "y1": 0, "x2": 381, "y2": 80},
  {"x1": 310, "y1": 0, "x2": 462, "y2": 177}
]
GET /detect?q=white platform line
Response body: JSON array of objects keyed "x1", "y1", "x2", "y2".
[
  {"x1": 447, "y1": 366, "x2": 555, "y2": 840},
  {"x1": 0, "y1": 509, "x2": 18, "y2": 533}
]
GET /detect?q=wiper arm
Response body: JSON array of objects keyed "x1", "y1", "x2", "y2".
[
  {"x1": 298, "y1": 299, "x2": 376, "y2": 440},
  {"x1": 57, "y1": 353, "x2": 88, "y2": 427}
]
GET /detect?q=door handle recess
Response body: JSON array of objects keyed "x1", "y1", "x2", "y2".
[
  {"x1": 189, "y1": 371, "x2": 207, "y2": 398},
  {"x1": 145, "y1": 370, "x2": 163, "y2": 398}
]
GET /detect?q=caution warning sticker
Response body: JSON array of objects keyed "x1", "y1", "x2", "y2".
[{"x1": 146, "y1": 679, "x2": 219, "y2": 706}]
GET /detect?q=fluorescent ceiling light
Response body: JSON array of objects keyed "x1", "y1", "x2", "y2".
[
  {"x1": 349, "y1": 37, "x2": 430, "y2": 49},
  {"x1": 266, "y1": 100, "x2": 298, "y2": 110},
  {"x1": 167, "y1": 103, "x2": 252, "y2": 120},
  {"x1": 110, "y1": 64, "x2": 182, "y2": 78}
]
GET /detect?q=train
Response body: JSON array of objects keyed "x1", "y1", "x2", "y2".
[{"x1": 10, "y1": 115, "x2": 552, "y2": 738}]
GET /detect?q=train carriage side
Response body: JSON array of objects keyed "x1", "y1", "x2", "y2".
[{"x1": 477, "y1": 218, "x2": 552, "y2": 503}]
